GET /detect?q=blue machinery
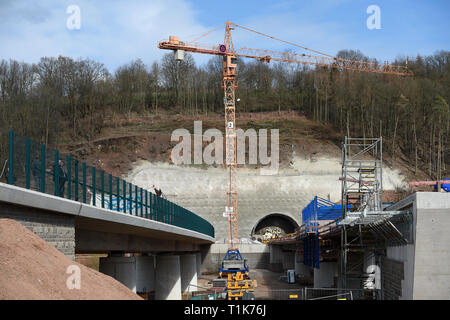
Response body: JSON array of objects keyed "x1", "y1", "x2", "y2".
[
  {"x1": 301, "y1": 196, "x2": 351, "y2": 269},
  {"x1": 434, "y1": 179, "x2": 450, "y2": 192},
  {"x1": 219, "y1": 249, "x2": 256, "y2": 300},
  {"x1": 219, "y1": 249, "x2": 249, "y2": 276}
]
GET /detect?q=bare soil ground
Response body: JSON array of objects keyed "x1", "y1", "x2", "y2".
[
  {"x1": 0, "y1": 219, "x2": 142, "y2": 300},
  {"x1": 197, "y1": 268, "x2": 313, "y2": 300},
  {"x1": 59, "y1": 111, "x2": 347, "y2": 176}
]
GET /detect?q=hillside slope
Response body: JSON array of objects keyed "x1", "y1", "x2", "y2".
[{"x1": 60, "y1": 111, "x2": 431, "y2": 186}]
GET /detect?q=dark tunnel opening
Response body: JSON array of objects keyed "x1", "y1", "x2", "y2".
[{"x1": 251, "y1": 213, "x2": 299, "y2": 241}]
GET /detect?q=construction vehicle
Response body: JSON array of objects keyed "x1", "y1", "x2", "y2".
[
  {"x1": 158, "y1": 21, "x2": 412, "y2": 299},
  {"x1": 219, "y1": 249, "x2": 249, "y2": 278},
  {"x1": 226, "y1": 271, "x2": 257, "y2": 300},
  {"x1": 208, "y1": 270, "x2": 257, "y2": 300},
  {"x1": 216, "y1": 249, "x2": 257, "y2": 300}
]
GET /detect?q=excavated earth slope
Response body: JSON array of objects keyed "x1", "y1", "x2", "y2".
[{"x1": 0, "y1": 219, "x2": 142, "y2": 300}]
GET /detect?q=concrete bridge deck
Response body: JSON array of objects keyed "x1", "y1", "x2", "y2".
[
  {"x1": 0, "y1": 182, "x2": 214, "y2": 257},
  {"x1": 0, "y1": 182, "x2": 215, "y2": 299}
]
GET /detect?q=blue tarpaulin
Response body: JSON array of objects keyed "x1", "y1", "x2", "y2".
[{"x1": 301, "y1": 196, "x2": 351, "y2": 269}]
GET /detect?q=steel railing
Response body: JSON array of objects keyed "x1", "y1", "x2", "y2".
[
  {"x1": 254, "y1": 287, "x2": 380, "y2": 300},
  {"x1": 3, "y1": 130, "x2": 214, "y2": 238}
]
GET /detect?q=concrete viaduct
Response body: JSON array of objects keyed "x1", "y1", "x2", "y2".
[{"x1": 0, "y1": 182, "x2": 214, "y2": 300}]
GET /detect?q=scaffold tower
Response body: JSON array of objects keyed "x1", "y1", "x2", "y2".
[{"x1": 340, "y1": 137, "x2": 383, "y2": 224}]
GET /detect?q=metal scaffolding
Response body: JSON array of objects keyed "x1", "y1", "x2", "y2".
[
  {"x1": 340, "y1": 137, "x2": 383, "y2": 221},
  {"x1": 272, "y1": 137, "x2": 413, "y2": 295},
  {"x1": 338, "y1": 137, "x2": 409, "y2": 289}
]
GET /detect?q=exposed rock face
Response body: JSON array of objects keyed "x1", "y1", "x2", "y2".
[{"x1": 126, "y1": 157, "x2": 407, "y2": 241}]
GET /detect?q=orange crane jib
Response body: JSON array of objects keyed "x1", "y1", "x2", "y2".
[
  {"x1": 158, "y1": 22, "x2": 413, "y2": 76},
  {"x1": 158, "y1": 41, "x2": 412, "y2": 76}
]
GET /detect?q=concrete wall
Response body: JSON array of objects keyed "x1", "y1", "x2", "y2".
[
  {"x1": 384, "y1": 193, "x2": 417, "y2": 299},
  {"x1": 413, "y1": 192, "x2": 450, "y2": 299},
  {"x1": 128, "y1": 164, "x2": 305, "y2": 241},
  {"x1": 282, "y1": 251, "x2": 295, "y2": 270},
  {"x1": 127, "y1": 159, "x2": 406, "y2": 241},
  {"x1": 75, "y1": 228, "x2": 201, "y2": 253},
  {"x1": 381, "y1": 256, "x2": 405, "y2": 300},
  {"x1": 0, "y1": 202, "x2": 75, "y2": 259},
  {"x1": 314, "y1": 262, "x2": 336, "y2": 288},
  {"x1": 269, "y1": 245, "x2": 283, "y2": 264},
  {"x1": 385, "y1": 245, "x2": 414, "y2": 299},
  {"x1": 385, "y1": 192, "x2": 450, "y2": 300}
]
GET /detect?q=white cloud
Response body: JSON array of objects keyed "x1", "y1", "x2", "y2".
[
  {"x1": 1, "y1": 0, "x2": 437, "y2": 72},
  {"x1": 0, "y1": 0, "x2": 355, "y2": 72},
  {"x1": 0, "y1": 0, "x2": 209, "y2": 71}
]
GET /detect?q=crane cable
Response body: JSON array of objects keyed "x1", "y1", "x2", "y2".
[
  {"x1": 175, "y1": 21, "x2": 409, "y2": 74},
  {"x1": 231, "y1": 22, "x2": 411, "y2": 74},
  {"x1": 230, "y1": 22, "x2": 336, "y2": 59},
  {"x1": 191, "y1": 23, "x2": 226, "y2": 43}
]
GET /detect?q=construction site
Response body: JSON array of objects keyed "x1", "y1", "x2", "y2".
[
  {"x1": 149, "y1": 21, "x2": 449, "y2": 300},
  {"x1": 1, "y1": 10, "x2": 449, "y2": 303}
]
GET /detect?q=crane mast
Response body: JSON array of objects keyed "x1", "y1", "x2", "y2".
[{"x1": 223, "y1": 22, "x2": 239, "y2": 249}]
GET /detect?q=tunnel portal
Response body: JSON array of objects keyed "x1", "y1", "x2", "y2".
[{"x1": 251, "y1": 213, "x2": 299, "y2": 242}]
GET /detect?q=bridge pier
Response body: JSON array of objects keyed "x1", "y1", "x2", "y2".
[
  {"x1": 136, "y1": 255, "x2": 156, "y2": 294},
  {"x1": 295, "y1": 249, "x2": 312, "y2": 278},
  {"x1": 269, "y1": 244, "x2": 283, "y2": 271},
  {"x1": 99, "y1": 252, "x2": 201, "y2": 300},
  {"x1": 180, "y1": 254, "x2": 198, "y2": 293},
  {"x1": 283, "y1": 250, "x2": 295, "y2": 270},
  {"x1": 99, "y1": 255, "x2": 137, "y2": 292},
  {"x1": 155, "y1": 255, "x2": 182, "y2": 300},
  {"x1": 99, "y1": 254, "x2": 156, "y2": 294},
  {"x1": 313, "y1": 262, "x2": 337, "y2": 288},
  {"x1": 195, "y1": 252, "x2": 202, "y2": 277}
]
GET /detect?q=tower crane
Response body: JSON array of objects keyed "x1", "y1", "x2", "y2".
[{"x1": 158, "y1": 21, "x2": 413, "y2": 253}]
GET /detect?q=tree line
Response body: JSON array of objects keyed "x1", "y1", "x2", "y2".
[{"x1": 0, "y1": 49, "x2": 448, "y2": 179}]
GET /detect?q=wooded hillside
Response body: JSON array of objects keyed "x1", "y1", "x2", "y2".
[{"x1": 0, "y1": 50, "x2": 448, "y2": 178}]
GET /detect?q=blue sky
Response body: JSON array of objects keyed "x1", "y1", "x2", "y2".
[{"x1": 0, "y1": 0, "x2": 448, "y2": 72}]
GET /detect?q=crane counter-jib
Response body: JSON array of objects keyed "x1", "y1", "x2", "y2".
[{"x1": 158, "y1": 41, "x2": 226, "y2": 57}]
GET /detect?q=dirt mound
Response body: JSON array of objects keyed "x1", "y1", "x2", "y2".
[{"x1": 0, "y1": 219, "x2": 142, "y2": 300}]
